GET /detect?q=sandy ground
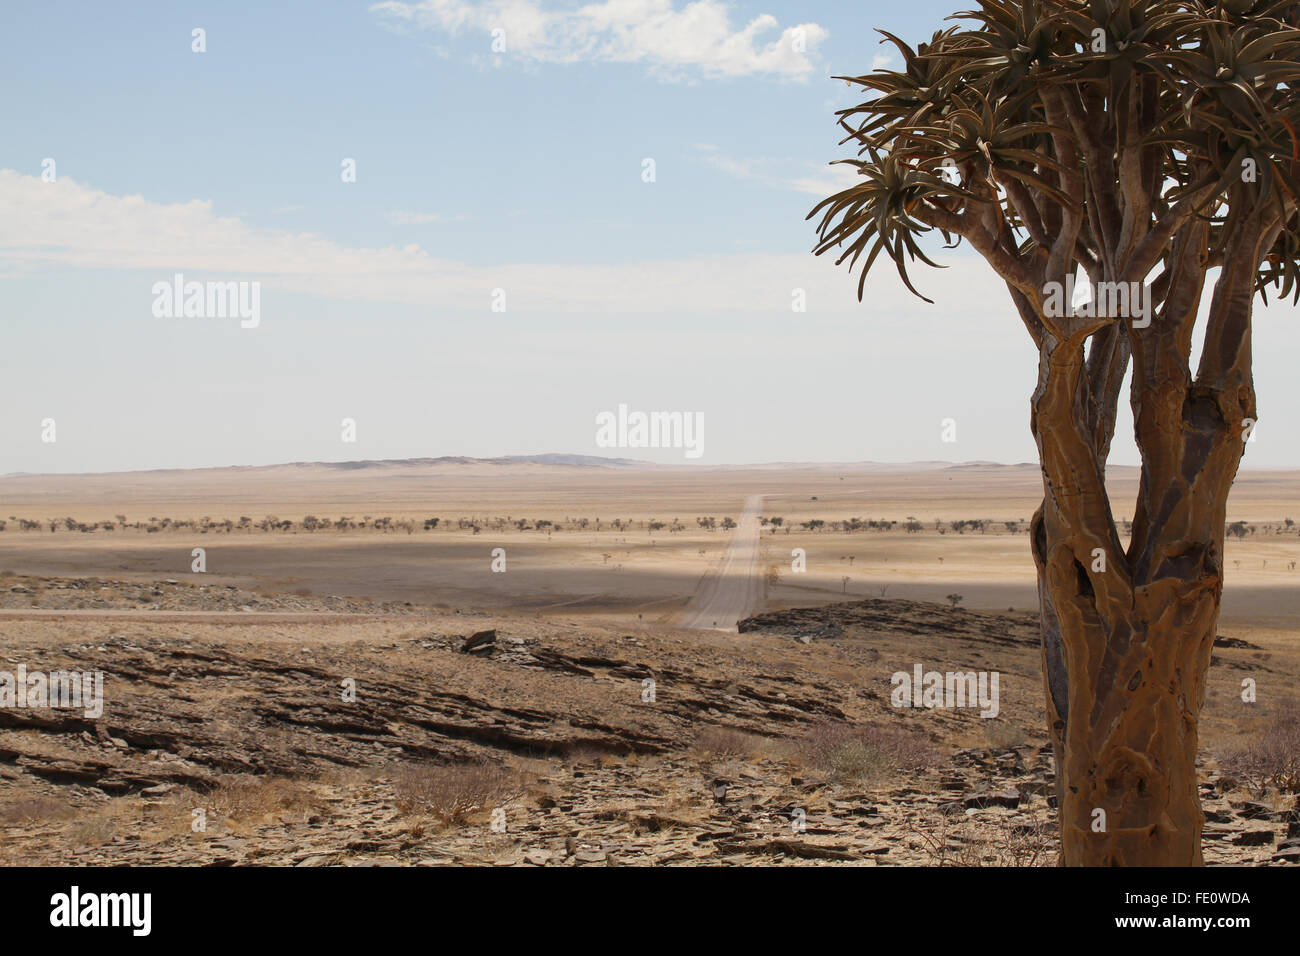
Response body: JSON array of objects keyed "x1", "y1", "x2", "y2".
[
  {"x1": 1, "y1": 460, "x2": 1296, "y2": 630},
  {"x1": 0, "y1": 461, "x2": 1297, "y2": 866}
]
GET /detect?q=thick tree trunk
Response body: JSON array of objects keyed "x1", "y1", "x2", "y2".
[
  {"x1": 1034, "y1": 509, "x2": 1220, "y2": 865},
  {"x1": 1058, "y1": 598, "x2": 1217, "y2": 866},
  {"x1": 1028, "y1": 302, "x2": 1243, "y2": 865}
]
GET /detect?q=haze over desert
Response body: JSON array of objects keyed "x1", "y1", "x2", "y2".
[{"x1": 2, "y1": 458, "x2": 1297, "y2": 628}]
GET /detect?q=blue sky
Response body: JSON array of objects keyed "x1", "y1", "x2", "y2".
[{"x1": 2, "y1": 0, "x2": 1298, "y2": 473}]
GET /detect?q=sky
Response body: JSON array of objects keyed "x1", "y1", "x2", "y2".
[{"x1": 2, "y1": 0, "x2": 1298, "y2": 473}]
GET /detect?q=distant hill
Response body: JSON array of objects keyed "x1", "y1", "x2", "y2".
[
  {"x1": 0, "y1": 454, "x2": 652, "y2": 480},
  {"x1": 286, "y1": 454, "x2": 650, "y2": 471},
  {"x1": 0, "y1": 456, "x2": 1163, "y2": 481}
]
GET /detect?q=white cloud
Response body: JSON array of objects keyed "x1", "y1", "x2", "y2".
[
  {"x1": 788, "y1": 163, "x2": 859, "y2": 197},
  {"x1": 371, "y1": 0, "x2": 827, "y2": 79},
  {"x1": 694, "y1": 144, "x2": 860, "y2": 196},
  {"x1": 0, "y1": 169, "x2": 1006, "y2": 315},
  {"x1": 386, "y1": 210, "x2": 448, "y2": 224}
]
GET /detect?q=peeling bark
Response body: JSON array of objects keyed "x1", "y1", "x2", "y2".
[{"x1": 1027, "y1": 222, "x2": 1258, "y2": 863}]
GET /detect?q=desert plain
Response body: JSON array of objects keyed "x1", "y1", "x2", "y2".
[{"x1": 0, "y1": 458, "x2": 1297, "y2": 866}]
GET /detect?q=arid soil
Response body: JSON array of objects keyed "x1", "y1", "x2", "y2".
[
  {"x1": 3, "y1": 461, "x2": 1297, "y2": 627},
  {"x1": 1, "y1": 462, "x2": 1296, "y2": 865},
  {"x1": 1, "y1": 582, "x2": 1295, "y2": 866}
]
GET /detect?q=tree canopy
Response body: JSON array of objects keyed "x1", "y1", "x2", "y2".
[{"x1": 811, "y1": 0, "x2": 1300, "y2": 330}]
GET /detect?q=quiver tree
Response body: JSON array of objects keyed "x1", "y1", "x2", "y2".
[{"x1": 811, "y1": 0, "x2": 1300, "y2": 865}]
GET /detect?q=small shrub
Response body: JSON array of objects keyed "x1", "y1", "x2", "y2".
[
  {"x1": 0, "y1": 796, "x2": 76, "y2": 825},
  {"x1": 912, "y1": 809, "x2": 1054, "y2": 867},
  {"x1": 788, "y1": 721, "x2": 936, "y2": 784},
  {"x1": 693, "y1": 726, "x2": 762, "y2": 759},
  {"x1": 1217, "y1": 699, "x2": 1300, "y2": 794},
  {"x1": 68, "y1": 815, "x2": 116, "y2": 848},
  {"x1": 392, "y1": 760, "x2": 520, "y2": 826},
  {"x1": 207, "y1": 775, "x2": 322, "y2": 821}
]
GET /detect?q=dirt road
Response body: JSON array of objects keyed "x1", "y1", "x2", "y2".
[{"x1": 677, "y1": 494, "x2": 765, "y2": 631}]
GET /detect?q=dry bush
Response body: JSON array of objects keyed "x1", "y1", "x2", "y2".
[
  {"x1": 564, "y1": 745, "x2": 603, "y2": 766},
  {"x1": 67, "y1": 814, "x2": 116, "y2": 848},
  {"x1": 0, "y1": 796, "x2": 77, "y2": 825},
  {"x1": 911, "y1": 809, "x2": 1055, "y2": 867},
  {"x1": 392, "y1": 760, "x2": 520, "y2": 826},
  {"x1": 786, "y1": 720, "x2": 937, "y2": 785},
  {"x1": 565, "y1": 744, "x2": 633, "y2": 768},
  {"x1": 206, "y1": 775, "x2": 322, "y2": 821},
  {"x1": 505, "y1": 754, "x2": 555, "y2": 779},
  {"x1": 1217, "y1": 699, "x2": 1300, "y2": 794},
  {"x1": 692, "y1": 726, "x2": 764, "y2": 759}
]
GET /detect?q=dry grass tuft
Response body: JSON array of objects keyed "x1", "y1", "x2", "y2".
[
  {"x1": 1217, "y1": 698, "x2": 1300, "y2": 794},
  {"x1": 392, "y1": 760, "x2": 521, "y2": 827},
  {"x1": 206, "y1": 774, "x2": 323, "y2": 821},
  {"x1": 67, "y1": 814, "x2": 116, "y2": 848},
  {"x1": 911, "y1": 808, "x2": 1054, "y2": 867},
  {"x1": 0, "y1": 795, "x2": 77, "y2": 825},
  {"x1": 692, "y1": 726, "x2": 765, "y2": 759},
  {"x1": 786, "y1": 720, "x2": 937, "y2": 784}
]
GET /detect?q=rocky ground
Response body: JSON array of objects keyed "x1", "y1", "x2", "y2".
[
  {"x1": 0, "y1": 582, "x2": 1296, "y2": 865},
  {"x1": 0, "y1": 573, "x2": 419, "y2": 614}
]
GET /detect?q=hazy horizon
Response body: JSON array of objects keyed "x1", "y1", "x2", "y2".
[
  {"x1": 5, "y1": 452, "x2": 1042, "y2": 479},
  {"x1": 9, "y1": 450, "x2": 1300, "y2": 481}
]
